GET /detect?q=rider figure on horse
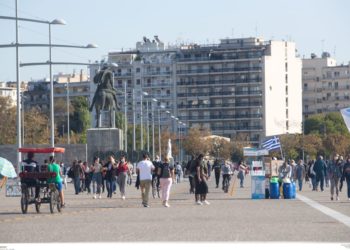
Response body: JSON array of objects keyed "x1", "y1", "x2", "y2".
[{"x1": 89, "y1": 63, "x2": 120, "y2": 113}]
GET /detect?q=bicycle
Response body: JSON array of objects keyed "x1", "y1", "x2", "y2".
[{"x1": 222, "y1": 174, "x2": 232, "y2": 193}]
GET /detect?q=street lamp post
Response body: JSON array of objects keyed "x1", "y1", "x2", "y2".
[
  {"x1": 49, "y1": 19, "x2": 66, "y2": 151},
  {"x1": 15, "y1": 0, "x2": 21, "y2": 169},
  {"x1": 158, "y1": 108, "x2": 161, "y2": 160},
  {"x1": 66, "y1": 81, "x2": 70, "y2": 144},
  {"x1": 124, "y1": 82, "x2": 127, "y2": 152},
  {"x1": 152, "y1": 98, "x2": 157, "y2": 160},
  {"x1": 146, "y1": 100, "x2": 150, "y2": 153},
  {"x1": 132, "y1": 89, "x2": 136, "y2": 151}
]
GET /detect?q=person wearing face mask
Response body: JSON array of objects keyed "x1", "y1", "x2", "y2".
[{"x1": 117, "y1": 155, "x2": 130, "y2": 200}]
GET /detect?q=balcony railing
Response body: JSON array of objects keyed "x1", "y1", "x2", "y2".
[
  {"x1": 211, "y1": 125, "x2": 263, "y2": 131},
  {"x1": 178, "y1": 114, "x2": 262, "y2": 120},
  {"x1": 177, "y1": 78, "x2": 262, "y2": 86},
  {"x1": 176, "y1": 67, "x2": 262, "y2": 75}
]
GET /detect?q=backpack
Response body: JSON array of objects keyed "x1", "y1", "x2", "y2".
[{"x1": 67, "y1": 167, "x2": 74, "y2": 179}]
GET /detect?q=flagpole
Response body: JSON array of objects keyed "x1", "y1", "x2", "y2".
[{"x1": 278, "y1": 136, "x2": 285, "y2": 160}]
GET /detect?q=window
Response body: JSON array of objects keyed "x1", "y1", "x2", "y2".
[
  {"x1": 334, "y1": 82, "x2": 339, "y2": 89},
  {"x1": 285, "y1": 86, "x2": 288, "y2": 95},
  {"x1": 136, "y1": 79, "x2": 141, "y2": 85},
  {"x1": 136, "y1": 68, "x2": 140, "y2": 73},
  {"x1": 304, "y1": 83, "x2": 308, "y2": 89},
  {"x1": 285, "y1": 74, "x2": 288, "y2": 83},
  {"x1": 286, "y1": 97, "x2": 288, "y2": 107},
  {"x1": 328, "y1": 82, "x2": 332, "y2": 88},
  {"x1": 285, "y1": 62, "x2": 288, "y2": 72}
]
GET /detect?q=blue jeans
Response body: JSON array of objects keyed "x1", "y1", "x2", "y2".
[
  {"x1": 311, "y1": 176, "x2": 317, "y2": 190},
  {"x1": 73, "y1": 177, "x2": 80, "y2": 194},
  {"x1": 316, "y1": 174, "x2": 324, "y2": 191},
  {"x1": 106, "y1": 178, "x2": 116, "y2": 198},
  {"x1": 297, "y1": 178, "x2": 303, "y2": 191},
  {"x1": 92, "y1": 173, "x2": 102, "y2": 194}
]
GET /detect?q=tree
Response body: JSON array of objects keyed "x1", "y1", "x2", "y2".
[
  {"x1": 323, "y1": 134, "x2": 350, "y2": 157},
  {"x1": 209, "y1": 137, "x2": 233, "y2": 160},
  {"x1": 183, "y1": 126, "x2": 211, "y2": 157},
  {"x1": 70, "y1": 96, "x2": 90, "y2": 143},
  {"x1": 24, "y1": 107, "x2": 50, "y2": 144},
  {"x1": 305, "y1": 112, "x2": 348, "y2": 136},
  {"x1": 303, "y1": 134, "x2": 323, "y2": 160},
  {"x1": 280, "y1": 134, "x2": 300, "y2": 160},
  {"x1": 0, "y1": 96, "x2": 16, "y2": 144}
]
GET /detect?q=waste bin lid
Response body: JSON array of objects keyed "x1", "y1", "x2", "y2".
[{"x1": 270, "y1": 177, "x2": 279, "y2": 183}]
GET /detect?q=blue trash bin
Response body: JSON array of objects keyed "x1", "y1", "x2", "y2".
[
  {"x1": 291, "y1": 182, "x2": 296, "y2": 199},
  {"x1": 283, "y1": 183, "x2": 293, "y2": 199},
  {"x1": 270, "y1": 182, "x2": 280, "y2": 199}
]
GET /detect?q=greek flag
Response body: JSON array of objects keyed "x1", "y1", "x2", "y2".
[
  {"x1": 340, "y1": 107, "x2": 350, "y2": 132},
  {"x1": 261, "y1": 136, "x2": 281, "y2": 151}
]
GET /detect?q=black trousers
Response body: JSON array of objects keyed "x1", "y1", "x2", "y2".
[
  {"x1": 215, "y1": 172, "x2": 220, "y2": 187},
  {"x1": 189, "y1": 176, "x2": 195, "y2": 193}
]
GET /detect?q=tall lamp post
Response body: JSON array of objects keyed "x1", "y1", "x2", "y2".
[
  {"x1": 49, "y1": 19, "x2": 66, "y2": 150},
  {"x1": 66, "y1": 80, "x2": 70, "y2": 144},
  {"x1": 124, "y1": 82, "x2": 128, "y2": 152},
  {"x1": 151, "y1": 98, "x2": 158, "y2": 159}
]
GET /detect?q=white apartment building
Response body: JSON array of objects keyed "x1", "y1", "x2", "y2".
[
  {"x1": 91, "y1": 36, "x2": 302, "y2": 145},
  {"x1": 302, "y1": 53, "x2": 350, "y2": 118},
  {"x1": 0, "y1": 81, "x2": 27, "y2": 106}
]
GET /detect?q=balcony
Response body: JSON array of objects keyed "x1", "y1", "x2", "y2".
[
  {"x1": 211, "y1": 125, "x2": 263, "y2": 131},
  {"x1": 178, "y1": 114, "x2": 263, "y2": 121},
  {"x1": 177, "y1": 78, "x2": 262, "y2": 86},
  {"x1": 176, "y1": 67, "x2": 262, "y2": 75}
]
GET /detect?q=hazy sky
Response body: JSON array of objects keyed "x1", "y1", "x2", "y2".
[{"x1": 0, "y1": 0, "x2": 349, "y2": 82}]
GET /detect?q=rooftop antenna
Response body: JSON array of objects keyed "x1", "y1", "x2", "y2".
[
  {"x1": 231, "y1": 28, "x2": 234, "y2": 38},
  {"x1": 321, "y1": 39, "x2": 325, "y2": 53},
  {"x1": 333, "y1": 46, "x2": 336, "y2": 58},
  {"x1": 255, "y1": 23, "x2": 258, "y2": 37}
]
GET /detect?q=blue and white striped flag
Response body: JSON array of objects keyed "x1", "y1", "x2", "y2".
[{"x1": 261, "y1": 136, "x2": 281, "y2": 151}]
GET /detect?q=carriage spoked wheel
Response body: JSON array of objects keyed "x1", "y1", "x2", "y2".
[
  {"x1": 35, "y1": 201, "x2": 41, "y2": 213},
  {"x1": 20, "y1": 187, "x2": 29, "y2": 214}
]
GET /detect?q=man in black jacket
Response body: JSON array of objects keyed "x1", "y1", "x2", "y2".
[{"x1": 313, "y1": 155, "x2": 327, "y2": 192}]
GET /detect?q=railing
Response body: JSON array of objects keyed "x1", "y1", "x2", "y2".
[
  {"x1": 211, "y1": 126, "x2": 263, "y2": 131},
  {"x1": 176, "y1": 67, "x2": 262, "y2": 75},
  {"x1": 177, "y1": 78, "x2": 262, "y2": 86},
  {"x1": 176, "y1": 54, "x2": 263, "y2": 62},
  {"x1": 177, "y1": 114, "x2": 262, "y2": 120}
]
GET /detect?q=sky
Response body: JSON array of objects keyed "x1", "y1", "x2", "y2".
[{"x1": 0, "y1": 0, "x2": 349, "y2": 82}]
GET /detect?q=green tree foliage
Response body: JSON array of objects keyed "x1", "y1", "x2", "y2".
[
  {"x1": 24, "y1": 107, "x2": 50, "y2": 144},
  {"x1": 304, "y1": 112, "x2": 348, "y2": 135},
  {"x1": 0, "y1": 96, "x2": 16, "y2": 144},
  {"x1": 70, "y1": 96, "x2": 90, "y2": 143}
]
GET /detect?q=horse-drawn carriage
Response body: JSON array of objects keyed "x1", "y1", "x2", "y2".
[{"x1": 19, "y1": 147, "x2": 65, "y2": 214}]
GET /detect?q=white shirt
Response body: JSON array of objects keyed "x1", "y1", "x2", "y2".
[{"x1": 137, "y1": 160, "x2": 154, "y2": 181}]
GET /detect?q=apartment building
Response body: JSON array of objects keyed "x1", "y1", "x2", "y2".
[
  {"x1": 104, "y1": 37, "x2": 302, "y2": 145},
  {"x1": 302, "y1": 53, "x2": 350, "y2": 118},
  {"x1": 0, "y1": 81, "x2": 27, "y2": 106}
]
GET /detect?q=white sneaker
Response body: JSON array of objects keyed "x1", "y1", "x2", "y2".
[
  {"x1": 203, "y1": 200, "x2": 210, "y2": 205},
  {"x1": 336, "y1": 196, "x2": 340, "y2": 201},
  {"x1": 164, "y1": 202, "x2": 170, "y2": 207},
  {"x1": 93, "y1": 195, "x2": 96, "y2": 199},
  {"x1": 98, "y1": 195, "x2": 102, "y2": 199},
  {"x1": 196, "y1": 201, "x2": 202, "y2": 205},
  {"x1": 121, "y1": 196, "x2": 126, "y2": 200}
]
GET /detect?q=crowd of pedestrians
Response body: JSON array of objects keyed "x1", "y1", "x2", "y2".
[{"x1": 19, "y1": 150, "x2": 350, "y2": 210}]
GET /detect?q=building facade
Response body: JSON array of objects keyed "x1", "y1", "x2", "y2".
[
  {"x1": 105, "y1": 37, "x2": 302, "y2": 145},
  {"x1": 302, "y1": 53, "x2": 350, "y2": 118}
]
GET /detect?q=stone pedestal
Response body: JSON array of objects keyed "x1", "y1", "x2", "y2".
[{"x1": 87, "y1": 128, "x2": 124, "y2": 162}]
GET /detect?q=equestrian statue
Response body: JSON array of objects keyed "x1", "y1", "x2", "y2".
[{"x1": 89, "y1": 63, "x2": 120, "y2": 128}]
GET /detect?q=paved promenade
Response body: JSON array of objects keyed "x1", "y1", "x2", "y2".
[{"x1": 0, "y1": 176, "x2": 349, "y2": 243}]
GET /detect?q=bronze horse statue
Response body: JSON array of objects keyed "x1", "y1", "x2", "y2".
[{"x1": 89, "y1": 65, "x2": 120, "y2": 128}]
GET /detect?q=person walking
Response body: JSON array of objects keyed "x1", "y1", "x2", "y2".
[
  {"x1": 313, "y1": 156, "x2": 327, "y2": 192},
  {"x1": 307, "y1": 160, "x2": 316, "y2": 190},
  {"x1": 212, "y1": 159, "x2": 221, "y2": 188},
  {"x1": 104, "y1": 155, "x2": 118, "y2": 198},
  {"x1": 186, "y1": 156, "x2": 195, "y2": 194},
  {"x1": 84, "y1": 162, "x2": 92, "y2": 194},
  {"x1": 117, "y1": 155, "x2": 130, "y2": 200},
  {"x1": 295, "y1": 160, "x2": 305, "y2": 191},
  {"x1": 60, "y1": 162, "x2": 68, "y2": 190},
  {"x1": 158, "y1": 156, "x2": 175, "y2": 207},
  {"x1": 207, "y1": 160, "x2": 212, "y2": 178},
  {"x1": 175, "y1": 162, "x2": 183, "y2": 183},
  {"x1": 137, "y1": 153, "x2": 155, "y2": 207},
  {"x1": 328, "y1": 155, "x2": 343, "y2": 201},
  {"x1": 237, "y1": 160, "x2": 247, "y2": 188},
  {"x1": 341, "y1": 156, "x2": 350, "y2": 201},
  {"x1": 72, "y1": 160, "x2": 83, "y2": 195},
  {"x1": 91, "y1": 156, "x2": 103, "y2": 199},
  {"x1": 194, "y1": 154, "x2": 209, "y2": 205},
  {"x1": 80, "y1": 161, "x2": 87, "y2": 193}
]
